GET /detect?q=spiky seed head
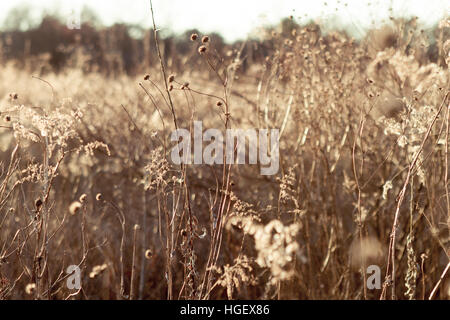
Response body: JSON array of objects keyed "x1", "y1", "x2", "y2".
[
  {"x1": 79, "y1": 194, "x2": 87, "y2": 203},
  {"x1": 35, "y1": 198, "x2": 43, "y2": 209},
  {"x1": 145, "y1": 249, "x2": 153, "y2": 259},
  {"x1": 69, "y1": 201, "x2": 82, "y2": 215},
  {"x1": 25, "y1": 283, "x2": 36, "y2": 295}
]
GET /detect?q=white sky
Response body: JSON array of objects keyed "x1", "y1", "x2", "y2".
[{"x1": 0, "y1": 0, "x2": 448, "y2": 41}]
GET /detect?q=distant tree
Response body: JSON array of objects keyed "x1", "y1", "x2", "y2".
[
  {"x1": 280, "y1": 17, "x2": 299, "y2": 36},
  {"x1": 2, "y1": 5, "x2": 37, "y2": 31},
  {"x1": 81, "y1": 6, "x2": 102, "y2": 28}
]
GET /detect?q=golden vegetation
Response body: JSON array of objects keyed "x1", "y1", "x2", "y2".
[{"x1": 0, "y1": 13, "x2": 449, "y2": 300}]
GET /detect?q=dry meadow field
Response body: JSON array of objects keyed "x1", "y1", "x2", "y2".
[{"x1": 0, "y1": 6, "x2": 449, "y2": 300}]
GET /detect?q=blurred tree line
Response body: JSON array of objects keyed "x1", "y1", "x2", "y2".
[
  {"x1": 0, "y1": 5, "x2": 445, "y2": 76},
  {"x1": 0, "y1": 5, "x2": 281, "y2": 76}
]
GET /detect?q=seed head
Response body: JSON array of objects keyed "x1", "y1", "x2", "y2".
[
  {"x1": 144, "y1": 74, "x2": 150, "y2": 80},
  {"x1": 9, "y1": 93, "x2": 18, "y2": 100},
  {"x1": 201, "y1": 35, "x2": 210, "y2": 43},
  {"x1": 4, "y1": 115, "x2": 11, "y2": 122},
  {"x1": 198, "y1": 45, "x2": 207, "y2": 54},
  {"x1": 169, "y1": 84, "x2": 174, "y2": 91},
  {"x1": 25, "y1": 283, "x2": 36, "y2": 295},
  {"x1": 190, "y1": 33, "x2": 198, "y2": 41},
  {"x1": 79, "y1": 194, "x2": 87, "y2": 203},
  {"x1": 95, "y1": 193, "x2": 103, "y2": 201},
  {"x1": 168, "y1": 74, "x2": 175, "y2": 83},
  {"x1": 216, "y1": 101, "x2": 223, "y2": 107},
  {"x1": 145, "y1": 249, "x2": 153, "y2": 259},
  {"x1": 35, "y1": 198, "x2": 43, "y2": 209},
  {"x1": 69, "y1": 201, "x2": 82, "y2": 215}
]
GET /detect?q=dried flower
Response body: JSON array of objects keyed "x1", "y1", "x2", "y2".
[
  {"x1": 201, "y1": 35, "x2": 210, "y2": 43},
  {"x1": 95, "y1": 193, "x2": 103, "y2": 201},
  {"x1": 69, "y1": 201, "x2": 82, "y2": 215},
  {"x1": 89, "y1": 264, "x2": 108, "y2": 279},
  {"x1": 79, "y1": 194, "x2": 87, "y2": 203},
  {"x1": 190, "y1": 33, "x2": 198, "y2": 41},
  {"x1": 168, "y1": 74, "x2": 175, "y2": 83},
  {"x1": 35, "y1": 198, "x2": 43, "y2": 209},
  {"x1": 145, "y1": 249, "x2": 153, "y2": 259},
  {"x1": 25, "y1": 283, "x2": 36, "y2": 295},
  {"x1": 198, "y1": 45, "x2": 207, "y2": 54},
  {"x1": 144, "y1": 74, "x2": 150, "y2": 80}
]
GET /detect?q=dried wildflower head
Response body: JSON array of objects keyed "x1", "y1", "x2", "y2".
[
  {"x1": 144, "y1": 74, "x2": 150, "y2": 80},
  {"x1": 69, "y1": 201, "x2": 82, "y2": 215},
  {"x1": 4, "y1": 115, "x2": 11, "y2": 122},
  {"x1": 168, "y1": 74, "x2": 175, "y2": 83},
  {"x1": 145, "y1": 249, "x2": 153, "y2": 259},
  {"x1": 181, "y1": 82, "x2": 189, "y2": 90},
  {"x1": 169, "y1": 84, "x2": 174, "y2": 91},
  {"x1": 238, "y1": 219, "x2": 301, "y2": 283},
  {"x1": 216, "y1": 101, "x2": 223, "y2": 107},
  {"x1": 79, "y1": 194, "x2": 87, "y2": 203},
  {"x1": 35, "y1": 198, "x2": 43, "y2": 209},
  {"x1": 95, "y1": 193, "x2": 103, "y2": 201},
  {"x1": 9, "y1": 93, "x2": 18, "y2": 100},
  {"x1": 25, "y1": 283, "x2": 36, "y2": 295},
  {"x1": 145, "y1": 147, "x2": 169, "y2": 190},
  {"x1": 198, "y1": 45, "x2": 207, "y2": 54},
  {"x1": 201, "y1": 35, "x2": 210, "y2": 43},
  {"x1": 190, "y1": 33, "x2": 198, "y2": 41},
  {"x1": 89, "y1": 264, "x2": 108, "y2": 279},
  {"x1": 213, "y1": 255, "x2": 256, "y2": 299}
]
